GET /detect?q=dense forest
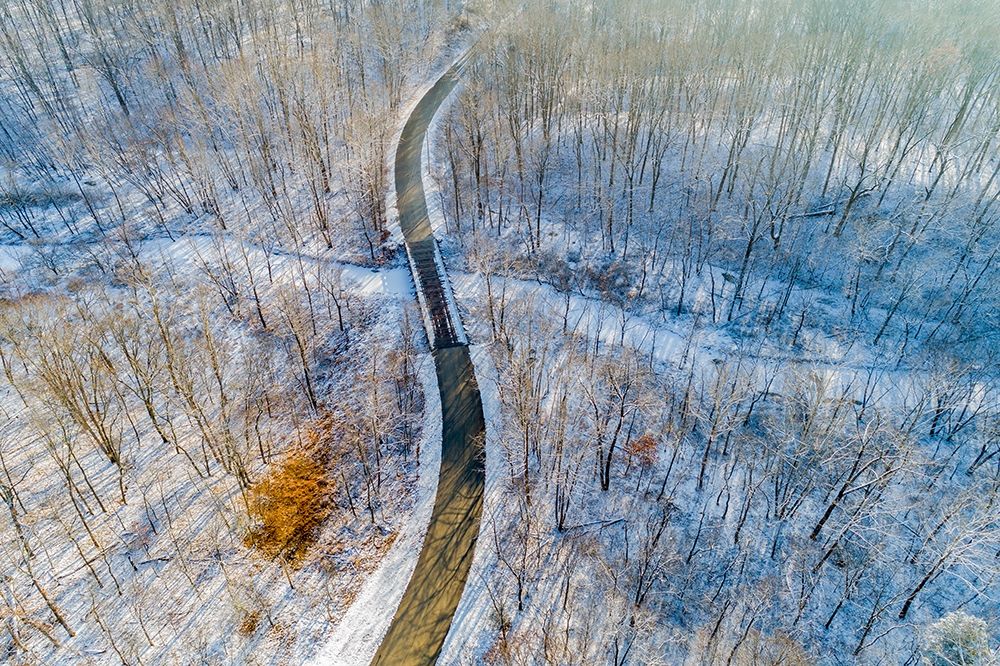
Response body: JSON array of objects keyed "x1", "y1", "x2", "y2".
[
  {"x1": 0, "y1": 0, "x2": 997, "y2": 663},
  {"x1": 430, "y1": 0, "x2": 1000, "y2": 663},
  {"x1": 0, "y1": 0, "x2": 469, "y2": 662}
]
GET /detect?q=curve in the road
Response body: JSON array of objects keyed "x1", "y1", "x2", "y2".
[{"x1": 372, "y1": 60, "x2": 486, "y2": 666}]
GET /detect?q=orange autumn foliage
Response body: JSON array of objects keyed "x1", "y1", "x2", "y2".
[
  {"x1": 245, "y1": 446, "x2": 333, "y2": 565},
  {"x1": 626, "y1": 433, "x2": 659, "y2": 468}
]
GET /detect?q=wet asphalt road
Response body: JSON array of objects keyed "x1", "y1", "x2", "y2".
[{"x1": 371, "y1": 60, "x2": 486, "y2": 666}]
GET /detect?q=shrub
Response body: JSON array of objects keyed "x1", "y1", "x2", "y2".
[
  {"x1": 244, "y1": 446, "x2": 333, "y2": 565},
  {"x1": 237, "y1": 611, "x2": 262, "y2": 637},
  {"x1": 923, "y1": 612, "x2": 994, "y2": 666}
]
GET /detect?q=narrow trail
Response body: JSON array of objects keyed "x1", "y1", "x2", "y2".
[{"x1": 371, "y1": 58, "x2": 486, "y2": 665}]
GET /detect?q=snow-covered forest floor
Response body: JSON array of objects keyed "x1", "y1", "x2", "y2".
[
  {"x1": 427, "y1": 0, "x2": 1000, "y2": 663},
  {"x1": 0, "y1": 237, "x2": 429, "y2": 664}
]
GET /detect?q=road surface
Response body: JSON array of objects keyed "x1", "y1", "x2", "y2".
[{"x1": 371, "y1": 60, "x2": 486, "y2": 665}]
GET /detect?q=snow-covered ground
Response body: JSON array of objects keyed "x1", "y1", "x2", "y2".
[
  {"x1": 0, "y1": 20, "x2": 473, "y2": 660},
  {"x1": 429, "y1": 261, "x2": 999, "y2": 663},
  {"x1": 1, "y1": 0, "x2": 997, "y2": 661},
  {"x1": 0, "y1": 228, "x2": 434, "y2": 663},
  {"x1": 414, "y1": 7, "x2": 1000, "y2": 661}
]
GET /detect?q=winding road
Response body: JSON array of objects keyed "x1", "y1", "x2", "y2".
[{"x1": 371, "y1": 58, "x2": 486, "y2": 665}]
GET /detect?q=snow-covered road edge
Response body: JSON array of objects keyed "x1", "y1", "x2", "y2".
[
  {"x1": 436, "y1": 343, "x2": 504, "y2": 664},
  {"x1": 305, "y1": 352, "x2": 443, "y2": 666}
]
